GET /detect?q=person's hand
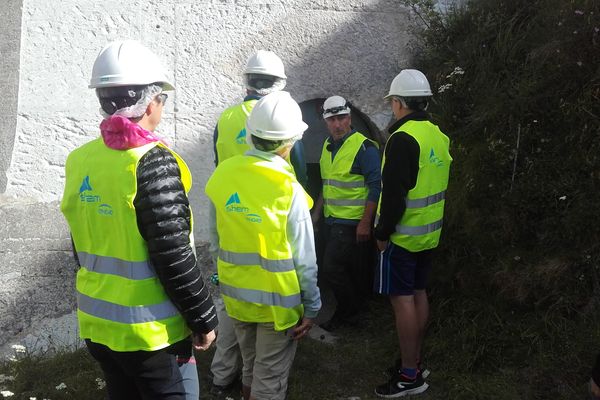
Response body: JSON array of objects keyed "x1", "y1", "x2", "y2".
[
  {"x1": 377, "y1": 239, "x2": 388, "y2": 252},
  {"x1": 591, "y1": 377, "x2": 600, "y2": 398},
  {"x1": 356, "y1": 219, "x2": 371, "y2": 242},
  {"x1": 192, "y1": 330, "x2": 216, "y2": 351},
  {"x1": 291, "y1": 317, "x2": 314, "y2": 340}
]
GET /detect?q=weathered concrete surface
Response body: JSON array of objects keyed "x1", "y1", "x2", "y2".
[
  {"x1": 0, "y1": 0, "x2": 23, "y2": 192},
  {"x1": 0, "y1": 196, "x2": 75, "y2": 353},
  {"x1": 1, "y1": 0, "x2": 413, "y2": 353}
]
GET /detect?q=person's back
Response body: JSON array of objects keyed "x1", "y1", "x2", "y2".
[
  {"x1": 215, "y1": 98, "x2": 258, "y2": 163},
  {"x1": 206, "y1": 91, "x2": 320, "y2": 400},
  {"x1": 61, "y1": 40, "x2": 217, "y2": 400}
]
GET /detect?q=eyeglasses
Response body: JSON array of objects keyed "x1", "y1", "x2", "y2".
[
  {"x1": 323, "y1": 105, "x2": 348, "y2": 115},
  {"x1": 156, "y1": 93, "x2": 168, "y2": 105}
]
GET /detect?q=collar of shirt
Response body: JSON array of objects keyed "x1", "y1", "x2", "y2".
[
  {"x1": 388, "y1": 110, "x2": 429, "y2": 134},
  {"x1": 326, "y1": 129, "x2": 357, "y2": 150},
  {"x1": 245, "y1": 148, "x2": 294, "y2": 174},
  {"x1": 244, "y1": 94, "x2": 262, "y2": 102}
]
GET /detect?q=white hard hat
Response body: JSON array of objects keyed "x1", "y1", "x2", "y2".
[
  {"x1": 244, "y1": 50, "x2": 287, "y2": 79},
  {"x1": 246, "y1": 91, "x2": 308, "y2": 141},
  {"x1": 322, "y1": 95, "x2": 351, "y2": 119},
  {"x1": 384, "y1": 69, "x2": 432, "y2": 99},
  {"x1": 89, "y1": 40, "x2": 175, "y2": 90}
]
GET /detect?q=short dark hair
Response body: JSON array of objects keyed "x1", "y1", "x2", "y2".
[{"x1": 400, "y1": 96, "x2": 429, "y2": 112}]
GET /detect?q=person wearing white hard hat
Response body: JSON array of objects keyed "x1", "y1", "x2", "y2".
[
  {"x1": 310, "y1": 95, "x2": 381, "y2": 332},
  {"x1": 208, "y1": 50, "x2": 307, "y2": 396},
  {"x1": 373, "y1": 69, "x2": 452, "y2": 398},
  {"x1": 206, "y1": 91, "x2": 321, "y2": 400},
  {"x1": 212, "y1": 50, "x2": 307, "y2": 185},
  {"x1": 61, "y1": 40, "x2": 217, "y2": 399}
]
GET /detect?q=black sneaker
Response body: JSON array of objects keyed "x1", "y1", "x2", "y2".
[
  {"x1": 375, "y1": 373, "x2": 429, "y2": 398},
  {"x1": 387, "y1": 359, "x2": 430, "y2": 379}
]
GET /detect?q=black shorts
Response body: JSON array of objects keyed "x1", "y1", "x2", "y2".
[{"x1": 374, "y1": 242, "x2": 432, "y2": 295}]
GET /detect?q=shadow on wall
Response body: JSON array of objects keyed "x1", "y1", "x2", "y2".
[
  {"x1": 0, "y1": 199, "x2": 78, "y2": 354},
  {"x1": 196, "y1": 0, "x2": 412, "y2": 201}
]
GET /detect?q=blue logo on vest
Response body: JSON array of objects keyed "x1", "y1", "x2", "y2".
[
  {"x1": 79, "y1": 176, "x2": 92, "y2": 193},
  {"x1": 225, "y1": 192, "x2": 261, "y2": 223},
  {"x1": 79, "y1": 176, "x2": 101, "y2": 203},
  {"x1": 226, "y1": 192, "x2": 241, "y2": 207},
  {"x1": 98, "y1": 203, "x2": 113, "y2": 216},
  {"x1": 225, "y1": 192, "x2": 248, "y2": 213},
  {"x1": 78, "y1": 176, "x2": 113, "y2": 216},
  {"x1": 429, "y1": 148, "x2": 444, "y2": 167},
  {"x1": 236, "y1": 128, "x2": 247, "y2": 145}
]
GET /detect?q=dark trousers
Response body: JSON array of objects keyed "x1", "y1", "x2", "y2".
[
  {"x1": 321, "y1": 223, "x2": 374, "y2": 318},
  {"x1": 85, "y1": 337, "x2": 199, "y2": 400}
]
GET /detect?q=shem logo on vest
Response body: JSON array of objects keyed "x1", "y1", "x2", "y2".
[
  {"x1": 236, "y1": 128, "x2": 247, "y2": 145},
  {"x1": 429, "y1": 148, "x2": 444, "y2": 167},
  {"x1": 79, "y1": 176, "x2": 113, "y2": 216},
  {"x1": 79, "y1": 176, "x2": 101, "y2": 203},
  {"x1": 225, "y1": 192, "x2": 249, "y2": 213},
  {"x1": 225, "y1": 192, "x2": 262, "y2": 223}
]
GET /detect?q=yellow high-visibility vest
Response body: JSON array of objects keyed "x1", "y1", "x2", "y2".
[
  {"x1": 378, "y1": 120, "x2": 452, "y2": 251},
  {"x1": 215, "y1": 99, "x2": 257, "y2": 164},
  {"x1": 320, "y1": 132, "x2": 376, "y2": 220},
  {"x1": 205, "y1": 154, "x2": 313, "y2": 331},
  {"x1": 61, "y1": 138, "x2": 192, "y2": 351}
]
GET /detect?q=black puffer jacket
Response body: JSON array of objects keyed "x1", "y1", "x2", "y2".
[{"x1": 134, "y1": 146, "x2": 217, "y2": 334}]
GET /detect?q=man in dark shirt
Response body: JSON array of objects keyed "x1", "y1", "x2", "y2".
[
  {"x1": 311, "y1": 95, "x2": 381, "y2": 331},
  {"x1": 373, "y1": 70, "x2": 452, "y2": 398}
]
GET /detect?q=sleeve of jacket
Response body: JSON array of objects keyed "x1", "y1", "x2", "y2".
[
  {"x1": 134, "y1": 146, "x2": 217, "y2": 334},
  {"x1": 374, "y1": 132, "x2": 420, "y2": 241}
]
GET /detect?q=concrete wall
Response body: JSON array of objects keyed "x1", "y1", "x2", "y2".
[
  {"x1": 0, "y1": 0, "x2": 413, "y2": 354},
  {"x1": 0, "y1": 0, "x2": 23, "y2": 193}
]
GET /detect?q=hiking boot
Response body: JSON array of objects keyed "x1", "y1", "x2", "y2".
[
  {"x1": 375, "y1": 373, "x2": 429, "y2": 398},
  {"x1": 387, "y1": 358, "x2": 430, "y2": 379}
]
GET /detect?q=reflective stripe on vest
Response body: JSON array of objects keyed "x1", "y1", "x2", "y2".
[
  {"x1": 61, "y1": 138, "x2": 192, "y2": 351},
  {"x1": 320, "y1": 131, "x2": 373, "y2": 220},
  {"x1": 219, "y1": 249, "x2": 295, "y2": 273},
  {"x1": 77, "y1": 292, "x2": 180, "y2": 324},
  {"x1": 378, "y1": 120, "x2": 452, "y2": 252},
  {"x1": 77, "y1": 252, "x2": 155, "y2": 280},
  {"x1": 205, "y1": 154, "x2": 307, "y2": 331},
  {"x1": 404, "y1": 190, "x2": 446, "y2": 209},
  {"x1": 220, "y1": 283, "x2": 302, "y2": 309},
  {"x1": 396, "y1": 219, "x2": 443, "y2": 235}
]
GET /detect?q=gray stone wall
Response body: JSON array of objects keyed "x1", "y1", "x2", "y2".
[{"x1": 0, "y1": 0, "x2": 23, "y2": 192}]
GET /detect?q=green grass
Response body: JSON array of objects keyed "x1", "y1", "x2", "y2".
[{"x1": 2, "y1": 294, "x2": 598, "y2": 399}]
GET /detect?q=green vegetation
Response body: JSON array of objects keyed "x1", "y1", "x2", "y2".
[{"x1": 1, "y1": 0, "x2": 599, "y2": 399}]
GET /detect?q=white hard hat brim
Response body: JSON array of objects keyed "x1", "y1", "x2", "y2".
[{"x1": 247, "y1": 121, "x2": 309, "y2": 141}]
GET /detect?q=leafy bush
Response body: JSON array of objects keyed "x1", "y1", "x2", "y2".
[{"x1": 402, "y1": 0, "x2": 600, "y2": 311}]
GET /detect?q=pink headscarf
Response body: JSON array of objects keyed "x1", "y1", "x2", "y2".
[{"x1": 100, "y1": 115, "x2": 168, "y2": 150}]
